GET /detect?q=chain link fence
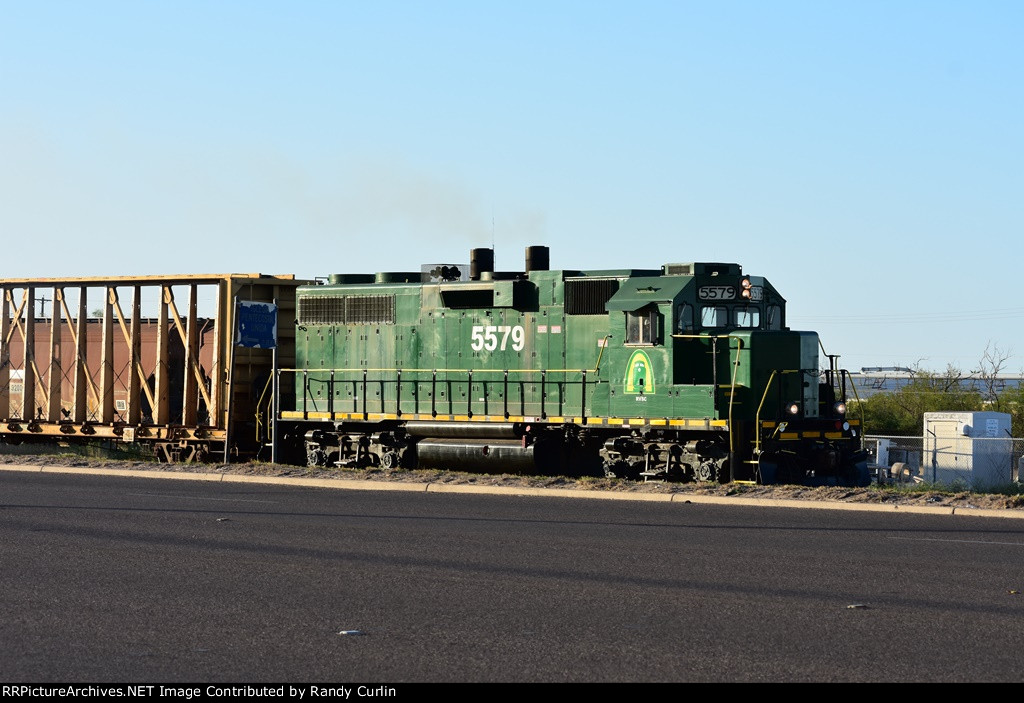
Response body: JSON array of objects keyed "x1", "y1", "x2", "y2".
[{"x1": 864, "y1": 435, "x2": 1024, "y2": 488}]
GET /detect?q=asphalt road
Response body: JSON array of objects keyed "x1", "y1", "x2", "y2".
[{"x1": 2, "y1": 468, "x2": 1024, "y2": 683}]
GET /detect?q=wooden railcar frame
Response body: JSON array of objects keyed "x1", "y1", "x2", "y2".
[{"x1": 0, "y1": 273, "x2": 303, "y2": 461}]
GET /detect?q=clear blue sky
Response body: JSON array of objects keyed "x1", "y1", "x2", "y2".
[{"x1": 3, "y1": 1, "x2": 1022, "y2": 373}]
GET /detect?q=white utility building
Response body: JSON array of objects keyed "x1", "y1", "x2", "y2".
[{"x1": 922, "y1": 412, "x2": 1012, "y2": 490}]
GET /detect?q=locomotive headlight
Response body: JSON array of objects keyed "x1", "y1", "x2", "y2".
[
  {"x1": 785, "y1": 401, "x2": 800, "y2": 416},
  {"x1": 833, "y1": 401, "x2": 847, "y2": 415},
  {"x1": 740, "y1": 277, "x2": 752, "y2": 289}
]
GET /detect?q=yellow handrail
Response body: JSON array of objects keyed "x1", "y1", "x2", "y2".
[
  {"x1": 842, "y1": 368, "x2": 866, "y2": 450},
  {"x1": 727, "y1": 338, "x2": 743, "y2": 455},
  {"x1": 593, "y1": 335, "x2": 612, "y2": 372},
  {"x1": 753, "y1": 369, "x2": 800, "y2": 455}
]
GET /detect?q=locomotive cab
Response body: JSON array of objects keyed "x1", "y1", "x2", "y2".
[{"x1": 597, "y1": 262, "x2": 867, "y2": 485}]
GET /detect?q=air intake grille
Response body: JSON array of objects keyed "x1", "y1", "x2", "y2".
[
  {"x1": 565, "y1": 279, "x2": 620, "y2": 315},
  {"x1": 299, "y1": 295, "x2": 395, "y2": 325},
  {"x1": 346, "y1": 295, "x2": 395, "y2": 324}
]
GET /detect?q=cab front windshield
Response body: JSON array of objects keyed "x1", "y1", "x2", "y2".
[{"x1": 698, "y1": 304, "x2": 781, "y2": 330}]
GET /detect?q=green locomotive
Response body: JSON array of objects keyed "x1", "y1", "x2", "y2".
[{"x1": 281, "y1": 246, "x2": 869, "y2": 486}]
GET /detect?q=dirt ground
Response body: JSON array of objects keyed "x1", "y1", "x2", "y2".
[{"x1": 3, "y1": 444, "x2": 1024, "y2": 512}]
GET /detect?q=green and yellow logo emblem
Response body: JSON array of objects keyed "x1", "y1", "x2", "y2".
[{"x1": 624, "y1": 350, "x2": 655, "y2": 393}]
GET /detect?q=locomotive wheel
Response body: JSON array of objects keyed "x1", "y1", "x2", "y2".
[
  {"x1": 695, "y1": 458, "x2": 729, "y2": 483},
  {"x1": 307, "y1": 446, "x2": 328, "y2": 467},
  {"x1": 603, "y1": 460, "x2": 629, "y2": 479}
]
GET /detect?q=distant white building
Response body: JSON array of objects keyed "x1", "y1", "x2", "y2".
[{"x1": 843, "y1": 367, "x2": 1024, "y2": 400}]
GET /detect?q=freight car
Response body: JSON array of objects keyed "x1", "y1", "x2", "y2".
[
  {"x1": 281, "y1": 246, "x2": 870, "y2": 487},
  {"x1": 0, "y1": 274, "x2": 305, "y2": 462}
]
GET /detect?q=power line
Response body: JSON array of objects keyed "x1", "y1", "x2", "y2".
[{"x1": 794, "y1": 307, "x2": 1024, "y2": 325}]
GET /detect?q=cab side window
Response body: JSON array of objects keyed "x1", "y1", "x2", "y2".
[
  {"x1": 626, "y1": 307, "x2": 658, "y2": 345},
  {"x1": 676, "y1": 303, "x2": 694, "y2": 333}
]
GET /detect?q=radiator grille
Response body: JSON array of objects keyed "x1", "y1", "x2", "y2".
[{"x1": 565, "y1": 279, "x2": 620, "y2": 315}]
